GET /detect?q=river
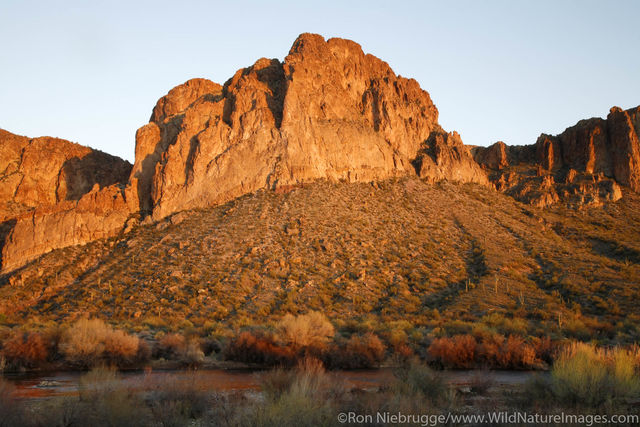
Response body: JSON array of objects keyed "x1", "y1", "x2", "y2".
[{"x1": 2, "y1": 368, "x2": 543, "y2": 400}]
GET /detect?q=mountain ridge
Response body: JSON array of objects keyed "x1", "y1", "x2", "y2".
[{"x1": 0, "y1": 33, "x2": 639, "y2": 274}]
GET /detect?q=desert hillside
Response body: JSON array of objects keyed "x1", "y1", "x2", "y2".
[{"x1": 1, "y1": 177, "x2": 639, "y2": 346}]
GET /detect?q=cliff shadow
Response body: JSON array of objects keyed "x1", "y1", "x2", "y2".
[
  {"x1": 133, "y1": 114, "x2": 185, "y2": 214},
  {"x1": 0, "y1": 218, "x2": 17, "y2": 273},
  {"x1": 225, "y1": 58, "x2": 286, "y2": 129},
  {"x1": 60, "y1": 151, "x2": 132, "y2": 201}
]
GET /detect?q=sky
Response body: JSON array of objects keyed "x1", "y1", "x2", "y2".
[{"x1": 1, "y1": 0, "x2": 638, "y2": 162}]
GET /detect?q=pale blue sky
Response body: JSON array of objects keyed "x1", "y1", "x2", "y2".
[{"x1": 1, "y1": 0, "x2": 638, "y2": 162}]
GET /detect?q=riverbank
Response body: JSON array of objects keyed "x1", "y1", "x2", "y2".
[
  {"x1": 2, "y1": 351, "x2": 639, "y2": 426},
  {"x1": 3, "y1": 366, "x2": 542, "y2": 400}
]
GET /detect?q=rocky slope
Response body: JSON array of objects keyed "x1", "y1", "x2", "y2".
[
  {"x1": 1, "y1": 178, "x2": 639, "y2": 347},
  {"x1": 473, "y1": 106, "x2": 640, "y2": 207}
]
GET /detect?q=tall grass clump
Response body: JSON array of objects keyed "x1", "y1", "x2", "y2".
[
  {"x1": 392, "y1": 361, "x2": 447, "y2": 402},
  {"x1": 552, "y1": 343, "x2": 640, "y2": 407},
  {"x1": 525, "y1": 342, "x2": 640, "y2": 409},
  {"x1": 77, "y1": 366, "x2": 147, "y2": 427},
  {"x1": 245, "y1": 357, "x2": 342, "y2": 426},
  {"x1": 142, "y1": 372, "x2": 210, "y2": 425}
]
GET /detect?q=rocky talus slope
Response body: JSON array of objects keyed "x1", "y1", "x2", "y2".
[{"x1": 1, "y1": 177, "x2": 639, "y2": 346}]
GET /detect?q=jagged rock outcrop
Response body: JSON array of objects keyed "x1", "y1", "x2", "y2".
[
  {"x1": 0, "y1": 129, "x2": 131, "y2": 221},
  {"x1": 413, "y1": 131, "x2": 488, "y2": 184},
  {"x1": 472, "y1": 141, "x2": 509, "y2": 170},
  {"x1": 1, "y1": 185, "x2": 134, "y2": 273},
  {"x1": 474, "y1": 105, "x2": 640, "y2": 207},
  {"x1": 0, "y1": 129, "x2": 133, "y2": 272},
  {"x1": 133, "y1": 33, "x2": 487, "y2": 220}
]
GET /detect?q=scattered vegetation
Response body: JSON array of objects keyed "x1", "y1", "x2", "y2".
[
  {"x1": 0, "y1": 178, "x2": 638, "y2": 352},
  {"x1": 0, "y1": 178, "x2": 639, "y2": 422},
  {"x1": 2, "y1": 346, "x2": 640, "y2": 426}
]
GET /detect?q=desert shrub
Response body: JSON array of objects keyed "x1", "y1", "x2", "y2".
[
  {"x1": 531, "y1": 336, "x2": 557, "y2": 365},
  {"x1": 481, "y1": 313, "x2": 529, "y2": 335},
  {"x1": 325, "y1": 333, "x2": 386, "y2": 369},
  {"x1": 155, "y1": 333, "x2": 204, "y2": 365},
  {"x1": 224, "y1": 330, "x2": 294, "y2": 366},
  {"x1": 59, "y1": 318, "x2": 142, "y2": 368},
  {"x1": 143, "y1": 372, "x2": 210, "y2": 425},
  {"x1": 551, "y1": 343, "x2": 640, "y2": 407},
  {"x1": 428, "y1": 333, "x2": 541, "y2": 369},
  {"x1": 477, "y1": 333, "x2": 504, "y2": 366},
  {"x1": 494, "y1": 335, "x2": 537, "y2": 369},
  {"x1": 201, "y1": 337, "x2": 222, "y2": 356},
  {"x1": 246, "y1": 358, "x2": 342, "y2": 426},
  {"x1": 103, "y1": 329, "x2": 140, "y2": 365},
  {"x1": 78, "y1": 366, "x2": 149, "y2": 426},
  {"x1": 393, "y1": 361, "x2": 446, "y2": 401},
  {"x1": 276, "y1": 311, "x2": 334, "y2": 351},
  {"x1": 1, "y1": 330, "x2": 49, "y2": 369},
  {"x1": 259, "y1": 367, "x2": 296, "y2": 399},
  {"x1": 562, "y1": 317, "x2": 591, "y2": 340},
  {"x1": 28, "y1": 396, "x2": 81, "y2": 427},
  {"x1": 428, "y1": 334, "x2": 477, "y2": 368},
  {"x1": 155, "y1": 333, "x2": 186, "y2": 359},
  {"x1": 182, "y1": 338, "x2": 205, "y2": 366},
  {"x1": 245, "y1": 389, "x2": 335, "y2": 427}
]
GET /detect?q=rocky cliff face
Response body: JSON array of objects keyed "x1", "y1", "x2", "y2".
[
  {"x1": 473, "y1": 106, "x2": 640, "y2": 207},
  {"x1": 0, "y1": 129, "x2": 133, "y2": 272},
  {"x1": 133, "y1": 33, "x2": 487, "y2": 220},
  {"x1": 0, "y1": 129, "x2": 131, "y2": 221}
]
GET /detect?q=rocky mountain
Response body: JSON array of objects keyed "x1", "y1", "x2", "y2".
[
  {"x1": 132, "y1": 33, "x2": 486, "y2": 222},
  {"x1": 0, "y1": 129, "x2": 131, "y2": 221},
  {"x1": 473, "y1": 106, "x2": 640, "y2": 207},
  {"x1": 0, "y1": 33, "x2": 639, "y2": 275}
]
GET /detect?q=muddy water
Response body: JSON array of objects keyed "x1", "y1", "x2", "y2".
[{"x1": 3, "y1": 369, "x2": 542, "y2": 400}]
